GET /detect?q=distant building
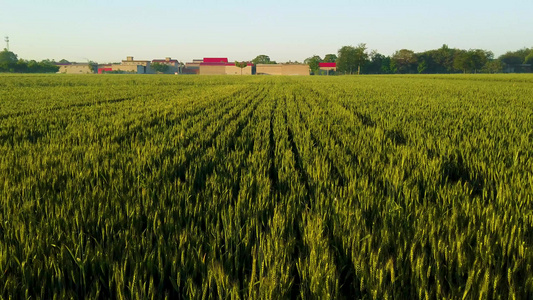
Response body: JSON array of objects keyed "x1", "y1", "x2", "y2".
[
  {"x1": 319, "y1": 62, "x2": 337, "y2": 74},
  {"x1": 152, "y1": 57, "x2": 180, "y2": 74},
  {"x1": 199, "y1": 63, "x2": 226, "y2": 75},
  {"x1": 183, "y1": 59, "x2": 203, "y2": 74},
  {"x1": 198, "y1": 58, "x2": 229, "y2": 75},
  {"x1": 56, "y1": 63, "x2": 95, "y2": 74},
  {"x1": 59, "y1": 56, "x2": 181, "y2": 74},
  {"x1": 225, "y1": 64, "x2": 253, "y2": 75},
  {"x1": 183, "y1": 58, "x2": 253, "y2": 75},
  {"x1": 121, "y1": 56, "x2": 150, "y2": 67},
  {"x1": 98, "y1": 56, "x2": 180, "y2": 74},
  {"x1": 256, "y1": 64, "x2": 309, "y2": 76},
  {"x1": 112, "y1": 56, "x2": 152, "y2": 74},
  {"x1": 182, "y1": 58, "x2": 310, "y2": 75},
  {"x1": 98, "y1": 64, "x2": 113, "y2": 74}
]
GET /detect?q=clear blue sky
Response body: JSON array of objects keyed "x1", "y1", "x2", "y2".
[{"x1": 1, "y1": 0, "x2": 532, "y2": 63}]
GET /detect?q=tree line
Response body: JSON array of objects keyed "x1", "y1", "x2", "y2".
[
  {"x1": 304, "y1": 44, "x2": 533, "y2": 74},
  {"x1": 0, "y1": 49, "x2": 59, "y2": 73},
  {"x1": 2, "y1": 45, "x2": 532, "y2": 75}
]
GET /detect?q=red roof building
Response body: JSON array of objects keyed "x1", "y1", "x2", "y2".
[
  {"x1": 203, "y1": 58, "x2": 229, "y2": 63},
  {"x1": 319, "y1": 62, "x2": 336, "y2": 74},
  {"x1": 184, "y1": 58, "x2": 254, "y2": 75},
  {"x1": 200, "y1": 62, "x2": 253, "y2": 66},
  {"x1": 319, "y1": 62, "x2": 336, "y2": 68}
]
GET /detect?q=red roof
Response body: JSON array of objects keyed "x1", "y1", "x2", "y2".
[
  {"x1": 319, "y1": 62, "x2": 336, "y2": 67},
  {"x1": 203, "y1": 58, "x2": 228, "y2": 63},
  {"x1": 200, "y1": 62, "x2": 253, "y2": 66}
]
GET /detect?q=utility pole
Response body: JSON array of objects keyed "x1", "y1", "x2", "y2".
[{"x1": 4, "y1": 36, "x2": 9, "y2": 51}]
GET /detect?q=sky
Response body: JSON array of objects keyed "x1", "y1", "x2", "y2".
[{"x1": 1, "y1": 0, "x2": 532, "y2": 63}]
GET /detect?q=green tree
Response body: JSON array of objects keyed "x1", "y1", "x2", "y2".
[
  {"x1": 367, "y1": 50, "x2": 390, "y2": 74},
  {"x1": 470, "y1": 49, "x2": 491, "y2": 73},
  {"x1": 27, "y1": 60, "x2": 39, "y2": 72},
  {"x1": 38, "y1": 59, "x2": 59, "y2": 73},
  {"x1": 14, "y1": 59, "x2": 28, "y2": 72},
  {"x1": 86, "y1": 60, "x2": 98, "y2": 73},
  {"x1": 481, "y1": 60, "x2": 503, "y2": 73},
  {"x1": 380, "y1": 56, "x2": 392, "y2": 74},
  {"x1": 416, "y1": 51, "x2": 438, "y2": 73},
  {"x1": 0, "y1": 48, "x2": 18, "y2": 64},
  {"x1": 337, "y1": 44, "x2": 368, "y2": 74},
  {"x1": 499, "y1": 50, "x2": 526, "y2": 65},
  {"x1": 524, "y1": 49, "x2": 533, "y2": 65},
  {"x1": 434, "y1": 44, "x2": 457, "y2": 73},
  {"x1": 0, "y1": 48, "x2": 18, "y2": 72},
  {"x1": 0, "y1": 50, "x2": 58, "y2": 73},
  {"x1": 283, "y1": 60, "x2": 302, "y2": 64},
  {"x1": 391, "y1": 49, "x2": 417, "y2": 74},
  {"x1": 453, "y1": 49, "x2": 491, "y2": 73},
  {"x1": 417, "y1": 60, "x2": 428, "y2": 74},
  {"x1": 151, "y1": 62, "x2": 170, "y2": 73},
  {"x1": 499, "y1": 48, "x2": 532, "y2": 72},
  {"x1": 337, "y1": 46, "x2": 356, "y2": 74},
  {"x1": 252, "y1": 55, "x2": 276, "y2": 65},
  {"x1": 453, "y1": 50, "x2": 472, "y2": 73},
  {"x1": 353, "y1": 43, "x2": 368, "y2": 74},
  {"x1": 304, "y1": 55, "x2": 322, "y2": 74},
  {"x1": 323, "y1": 54, "x2": 337, "y2": 63}
]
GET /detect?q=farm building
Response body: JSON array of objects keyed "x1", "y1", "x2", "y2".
[
  {"x1": 152, "y1": 57, "x2": 180, "y2": 74},
  {"x1": 319, "y1": 62, "x2": 336, "y2": 72},
  {"x1": 57, "y1": 63, "x2": 95, "y2": 74},
  {"x1": 200, "y1": 63, "x2": 254, "y2": 75},
  {"x1": 183, "y1": 59, "x2": 203, "y2": 74},
  {"x1": 225, "y1": 64, "x2": 253, "y2": 75},
  {"x1": 111, "y1": 56, "x2": 152, "y2": 74},
  {"x1": 100, "y1": 56, "x2": 180, "y2": 74},
  {"x1": 256, "y1": 64, "x2": 309, "y2": 76},
  {"x1": 204, "y1": 58, "x2": 229, "y2": 63},
  {"x1": 199, "y1": 60, "x2": 226, "y2": 75},
  {"x1": 183, "y1": 58, "x2": 253, "y2": 75},
  {"x1": 97, "y1": 64, "x2": 113, "y2": 74},
  {"x1": 60, "y1": 56, "x2": 180, "y2": 74},
  {"x1": 198, "y1": 58, "x2": 229, "y2": 75},
  {"x1": 183, "y1": 58, "x2": 310, "y2": 75}
]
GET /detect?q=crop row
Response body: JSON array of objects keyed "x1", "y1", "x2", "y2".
[{"x1": 0, "y1": 74, "x2": 532, "y2": 299}]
